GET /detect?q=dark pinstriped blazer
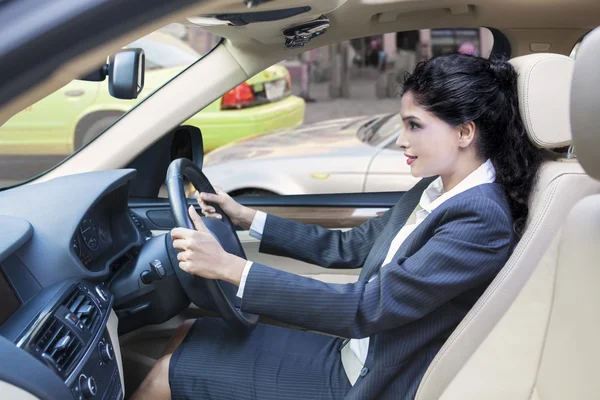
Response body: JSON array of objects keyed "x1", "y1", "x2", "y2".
[{"x1": 240, "y1": 178, "x2": 516, "y2": 399}]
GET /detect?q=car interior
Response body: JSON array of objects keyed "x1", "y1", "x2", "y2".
[{"x1": 0, "y1": 0, "x2": 599, "y2": 399}]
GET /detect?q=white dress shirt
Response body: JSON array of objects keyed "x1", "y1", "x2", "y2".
[{"x1": 236, "y1": 159, "x2": 496, "y2": 382}]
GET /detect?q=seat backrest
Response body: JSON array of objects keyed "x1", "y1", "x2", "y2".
[
  {"x1": 416, "y1": 53, "x2": 600, "y2": 400},
  {"x1": 533, "y1": 35, "x2": 600, "y2": 397},
  {"x1": 435, "y1": 200, "x2": 600, "y2": 400},
  {"x1": 423, "y1": 30, "x2": 600, "y2": 399}
]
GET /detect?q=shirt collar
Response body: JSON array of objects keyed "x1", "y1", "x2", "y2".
[{"x1": 420, "y1": 159, "x2": 496, "y2": 214}]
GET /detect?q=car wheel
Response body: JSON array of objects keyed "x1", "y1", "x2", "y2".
[{"x1": 74, "y1": 113, "x2": 122, "y2": 150}]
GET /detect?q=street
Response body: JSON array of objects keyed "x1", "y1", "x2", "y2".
[{"x1": 291, "y1": 78, "x2": 401, "y2": 125}]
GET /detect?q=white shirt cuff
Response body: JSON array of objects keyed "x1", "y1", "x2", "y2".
[
  {"x1": 235, "y1": 260, "x2": 254, "y2": 298},
  {"x1": 249, "y1": 210, "x2": 267, "y2": 240}
]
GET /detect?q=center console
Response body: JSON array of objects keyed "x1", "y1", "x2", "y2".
[{"x1": 1, "y1": 280, "x2": 122, "y2": 400}]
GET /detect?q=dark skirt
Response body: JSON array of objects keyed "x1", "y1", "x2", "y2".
[{"x1": 169, "y1": 318, "x2": 351, "y2": 400}]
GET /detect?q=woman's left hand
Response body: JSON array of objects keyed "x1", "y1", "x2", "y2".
[{"x1": 171, "y1": 206, "x2": 246, "y2": 285}]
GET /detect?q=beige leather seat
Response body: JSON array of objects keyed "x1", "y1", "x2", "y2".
[{"x1": 415, "y1": 52, "x2": 600, "y2": 399}]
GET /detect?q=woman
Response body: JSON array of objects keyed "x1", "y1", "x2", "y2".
[{"x1": 132, "y1": 54, "x2": 543, "y2": 400}]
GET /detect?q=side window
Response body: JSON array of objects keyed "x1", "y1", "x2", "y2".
[{"x1": 167, "y1": 28, "x2": 491, "y2": 198}]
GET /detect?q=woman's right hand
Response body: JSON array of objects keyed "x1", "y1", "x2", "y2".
[{"x1": 195, "y1": 188, "x2": 256, "y2": 230}]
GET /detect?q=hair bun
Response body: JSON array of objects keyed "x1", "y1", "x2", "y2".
[{"x1": 488, "y1": 58, "x2": 518, "y2": 91}]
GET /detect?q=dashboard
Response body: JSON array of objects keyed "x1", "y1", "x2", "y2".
[
  {"x1": 0, "y1": 170, "x2": 143, "y2": 400},
  {"x1": 0, "y1": 170, "x2": 143, "y2": 286},
  {"x1": 0, "y1": 169, "x2": 194, "y2": 399}
]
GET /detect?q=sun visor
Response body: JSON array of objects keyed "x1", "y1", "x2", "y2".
[{"x1": 189, "y1": 6, "x2": 311, "y2": 27}]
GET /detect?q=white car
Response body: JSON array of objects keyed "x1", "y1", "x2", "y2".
[{"x1": 203, "y1": 113, "x2": 421, "y2": 195}]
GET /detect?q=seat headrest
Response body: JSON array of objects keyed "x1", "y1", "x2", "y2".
[
  {"x1": 509, "y1": 53, "x2": 574, "y2": 149},
  {"x1": 571, "y1": 27, "x2": 600, "y2": 181}
]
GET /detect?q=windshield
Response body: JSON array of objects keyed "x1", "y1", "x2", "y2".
[
  {"x1": 0, "y1": 23, "x2": 218, "y2": 190},
  {"x1": 357, "y1": 113, "x2": 401, "y2": 146}
]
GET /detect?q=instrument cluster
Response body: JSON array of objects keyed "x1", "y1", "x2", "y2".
[{"x1": 72, "y1": 212, "x2": 113, "y2": 268}]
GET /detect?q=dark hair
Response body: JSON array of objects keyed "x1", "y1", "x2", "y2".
[{"x1": 401, "y1": 53, "x2": 543, "y2": 236}]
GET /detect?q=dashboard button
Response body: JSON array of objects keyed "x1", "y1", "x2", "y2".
[
  {"x1": 79, "y1": 375, "x2": 97, "y2": 398},
  {"x1": 99, "y1": 341, "x2": 114, "y2": 363},
  {"x1": 95, "y1": 286, "x2": 108, "y2": 302},
  {"x1": 151, "y1": 260, "x2": 166, "y2": 278}
]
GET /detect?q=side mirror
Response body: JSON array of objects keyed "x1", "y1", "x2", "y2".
[
  {"x1": 79, "y1": 48, "x2": 145, "y2": 100},
  {"x1": 108, "y1": 48, "x2": 145, "y2": 100}
]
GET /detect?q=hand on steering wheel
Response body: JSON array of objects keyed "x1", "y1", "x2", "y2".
[
  {"x1": 171, "y1": 206, "x2": 246, "y2": 283},
  {"x1": 196, "y1": 188, "x2": 256, "y2": 230}
]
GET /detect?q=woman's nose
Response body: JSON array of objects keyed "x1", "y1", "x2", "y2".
[{"x1": 395, "y1": 131, "x2": 408, "y2": 149}]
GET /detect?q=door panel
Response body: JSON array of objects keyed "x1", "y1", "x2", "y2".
[
  {"x1": 129, "y1": 191, "x2": 403, "y2": 229},
  {"x1": 129, "y1": 192, "x2": 403, "y2": 276},
  {"x1": 142, "y1": 205, "x2": 388, "y2": 231},
  {"x1": 240, "y1": 206, "x2": 389, "y2": 228}
]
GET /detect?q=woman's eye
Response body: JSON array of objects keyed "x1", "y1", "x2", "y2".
[{"x1": 409, "y1": 121, "x2": 420, "y2": 130}]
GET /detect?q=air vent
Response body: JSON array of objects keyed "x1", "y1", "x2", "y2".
[
  {"x1": 33, "y1": 318, "x2": 83, "y2": 377},
  {"x1": 63, "y1": 289, "x2": 101, "y2": 332}
]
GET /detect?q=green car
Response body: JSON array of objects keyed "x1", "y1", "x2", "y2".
[{"x1": 0, "y1": 31, "x2": 305, "y2": 160}]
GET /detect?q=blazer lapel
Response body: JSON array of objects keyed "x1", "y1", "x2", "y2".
[
  {"x1": 387, "y1": 180, "x2": 477, "y2": 263},
  {"x1": 358, "y1": 176, "x2": 436, "y2": 280}
]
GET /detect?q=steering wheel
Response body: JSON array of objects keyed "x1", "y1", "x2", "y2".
[{"x1": 166, "y1": 158, "x2": 258, "y2": 333}]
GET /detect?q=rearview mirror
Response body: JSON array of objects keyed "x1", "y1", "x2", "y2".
[
  {"x1": 108, "y1": 48, "x2": 145, "y2": 100},
  {"x1": 79, "y1": 48, "x2": 145, "y2": 100}
]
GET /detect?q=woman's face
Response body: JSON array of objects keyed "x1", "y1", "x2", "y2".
[{"x1": 396, "y1": 91, "x2": 463, "y2": 178}]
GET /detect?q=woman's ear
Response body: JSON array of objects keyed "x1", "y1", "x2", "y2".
[{"x1": 458, "y1": 121, "x2": 477, "y2": 148}]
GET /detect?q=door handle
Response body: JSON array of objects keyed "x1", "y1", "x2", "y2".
[{"x1": 65, "y1": 89, "x2": 85, "y2": 97}]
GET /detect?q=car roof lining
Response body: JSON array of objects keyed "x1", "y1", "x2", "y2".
[{"x1": 195, "y1": 0, "x2": 600, "y2": 47}]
